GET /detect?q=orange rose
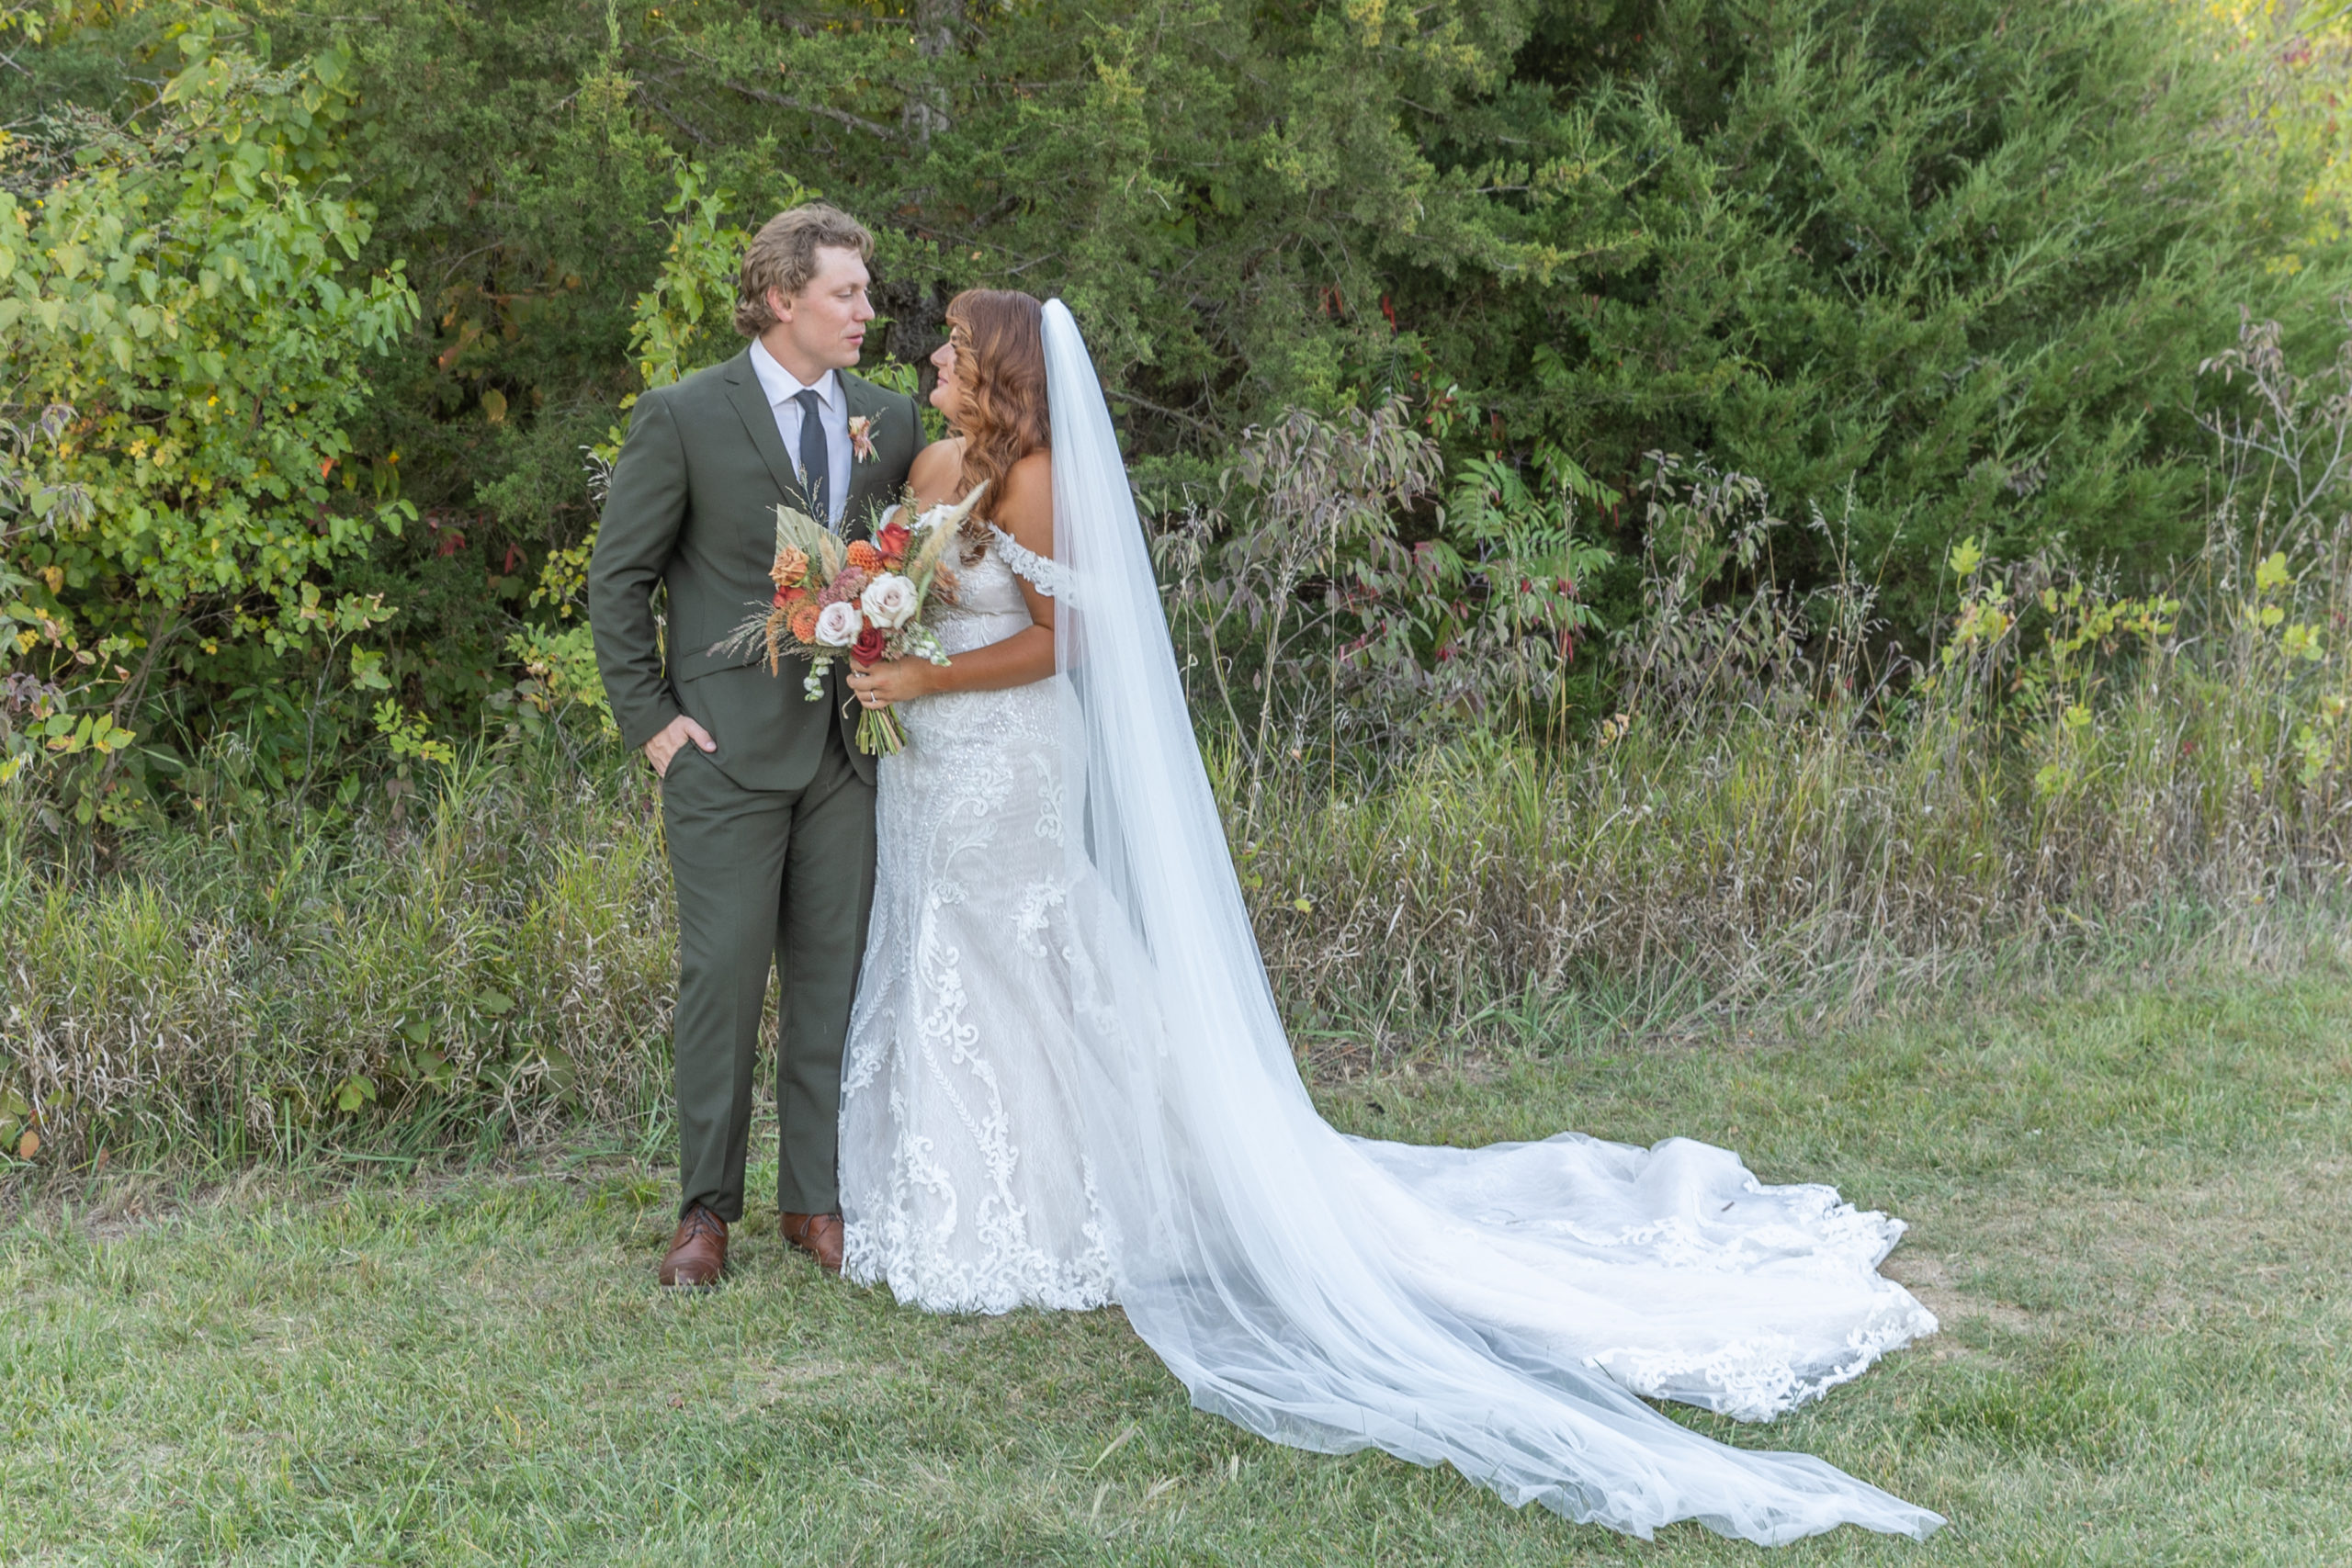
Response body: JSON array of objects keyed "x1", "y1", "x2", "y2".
[
  {"x1": 771, "y1": 546, "x2": 810, "y2": 587},
  {"x1": 845, "y1": 539, "x2": 884, "y2": 572},
  {"x1": 788, "y1": 603, "x2": 822, "y2": 644}
]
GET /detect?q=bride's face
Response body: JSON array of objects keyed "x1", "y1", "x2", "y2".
[{"x1": 929, "y1": 326, "x2": 973, "y2": 427}]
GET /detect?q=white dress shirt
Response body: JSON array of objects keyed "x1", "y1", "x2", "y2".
[{"x1": 749, "y1": 337, "x2": 853, "y2": 526}]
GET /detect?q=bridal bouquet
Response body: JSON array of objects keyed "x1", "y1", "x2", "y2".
[{"x1": 712, "y1": 482, "x2": 988, "y2": 754}]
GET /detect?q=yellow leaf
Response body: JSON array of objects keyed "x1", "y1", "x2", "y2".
[{"x1": 16, "y1": 1130, "x2": 35, "y2": 1160}]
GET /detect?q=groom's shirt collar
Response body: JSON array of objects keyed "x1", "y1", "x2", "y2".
[{"x1": 749, "y1": 338, "x2": 842, "y2": 411}]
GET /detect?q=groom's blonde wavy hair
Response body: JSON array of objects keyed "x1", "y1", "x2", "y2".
[
  {"x1": 733, "y1": 204, "x2": 875, "y2": 338},
  {"x1": 944, "y1": 288, "x2": 1050, "y2": 557}
]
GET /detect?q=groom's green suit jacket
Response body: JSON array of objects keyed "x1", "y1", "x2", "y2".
[{"x1": 588, "y1": 351, "x2": 926, "y2": 790}]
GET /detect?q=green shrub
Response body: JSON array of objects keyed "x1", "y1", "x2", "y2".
[{"x1": 0, "y1": 20, "x2": 417, "y2": 817}]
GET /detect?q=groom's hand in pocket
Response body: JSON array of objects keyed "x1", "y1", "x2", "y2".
[{"x1": 645, "y1": 715, "x2": 717, "y2": 778}]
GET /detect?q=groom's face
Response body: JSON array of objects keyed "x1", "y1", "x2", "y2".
[{"x1": 763, "y1": 246, "x2": 875, "y2": 378}]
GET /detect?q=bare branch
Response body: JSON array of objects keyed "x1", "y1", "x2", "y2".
[{"x1": 711, "y1": 75, "x2": 899, "y2": 141}]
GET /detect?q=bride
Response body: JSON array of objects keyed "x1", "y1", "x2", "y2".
[{"x1": 836, "y1": 290, "x2": 1943, "y2": 1545}]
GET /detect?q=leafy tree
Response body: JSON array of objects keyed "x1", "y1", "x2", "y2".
[
  {"x1": 1, "y1": 19, "x2": 416, "y2": 812},
  {"x1": 276, "y1": 0, "x2": 2349, "y2": 637},
  {"x1": 1402, "y1": 0, "x2": 2346, "y2": 631},
  {"x1": 2206, "y1": 0, "x2": 2352, "y2": 264},
  {"x1": 6, "y1": 0, "x2": 2343, "y2": 783}
]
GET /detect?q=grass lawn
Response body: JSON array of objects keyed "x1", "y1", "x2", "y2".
[{"x1": 7, "y1": 968, "x2": 2351, "y2": 1565}]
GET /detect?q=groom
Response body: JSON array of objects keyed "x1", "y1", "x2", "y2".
[{"x1": 589, "y1": 203, "x2": 925, "y2": 1288}]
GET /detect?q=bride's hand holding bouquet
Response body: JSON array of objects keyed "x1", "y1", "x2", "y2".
[
  {"x1": 710, "y1": 481, "x2": 987, "y2": 754},
  {"x1": 845, "y1": 632, "x2": 944, "y2": 707}
]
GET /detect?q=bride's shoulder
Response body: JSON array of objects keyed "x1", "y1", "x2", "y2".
[
  {"x1": 1000, "y1": 450, "x2": 1052, "y2": 511},
  {"x1": 996, "y1": 450, "x2": 1054, "y2": 547},
  {"x1": 909, "y1": 438, "x2": 965, "y2": 495}
]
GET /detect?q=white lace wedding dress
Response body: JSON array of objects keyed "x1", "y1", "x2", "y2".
[
  {"x1": 837, "y1": 302, "x2": 1943, "y2": 1546},
  {"x1": 841, "y1": 530, "x2": 1118, "y2": 1315}
]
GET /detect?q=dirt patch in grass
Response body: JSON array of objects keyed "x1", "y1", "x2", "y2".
[
  {"x1": 1881, "y1": 1250, "x2": 2038, "y2": 1337},
  {"x1": 1892, "y1": 1160, "x2": 2352, "y2": 1346}
]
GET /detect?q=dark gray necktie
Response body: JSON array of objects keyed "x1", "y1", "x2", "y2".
[{"x1": 792, "y1": 387, "x2": 830, "y2": 523}]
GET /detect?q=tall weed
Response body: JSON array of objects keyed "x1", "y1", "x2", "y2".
[{"x1": 3, "y1": 746, "x2": 674, "y2": 1160}]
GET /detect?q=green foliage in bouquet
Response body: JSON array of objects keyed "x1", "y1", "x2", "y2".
[{"x1": 709, "y1": 484, "x2": 975, "y2": 717}]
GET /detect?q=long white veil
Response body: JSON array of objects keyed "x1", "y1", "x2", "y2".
[{"x1": 1038, "y1": 299, "x2": 1942, "y2": 1544}]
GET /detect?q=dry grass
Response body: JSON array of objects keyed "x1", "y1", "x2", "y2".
[
  {"x1": 1, "y1": 751, "x2": 681, "y2": 1158},
  {"x1": 11, "y1": 510, "x2": 2352, "y2": 1163}
]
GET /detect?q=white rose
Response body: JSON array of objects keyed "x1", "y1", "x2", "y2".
[
  {"x1": 861, "y1": 572, "x2": 920, "y2": 630},
  {"x1": 813, "y1": 601, "x2": 864, "y2": 649}
]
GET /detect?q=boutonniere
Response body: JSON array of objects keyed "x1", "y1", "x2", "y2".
[{"x1": 847, "y1": 414, "x2": 877, "y2": 464}]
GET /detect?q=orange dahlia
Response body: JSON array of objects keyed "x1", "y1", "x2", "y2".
[
  {"x1": 788, "y1": 603, "x2": 822, "y2": 643},
  {"x1": 845, "y1": 540, "x2": 884, "y2": 572}
]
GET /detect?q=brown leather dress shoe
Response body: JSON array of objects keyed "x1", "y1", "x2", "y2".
[
  {"x1": 780, "y1": 1211, "x2": 844, "y2": 1273},
  {"x1": 659, "y1": 1204, "x2": 728, "y2": 1289}
]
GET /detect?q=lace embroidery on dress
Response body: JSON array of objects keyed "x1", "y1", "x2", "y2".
[
  {"x1": 842, "y1": 534, "x2": 1933, "y2": 1480},
  {"x1": 840, "y1": 542, "x2": 1114, "y2": 1314},
  {"x1": 1588, "y1": 1303, "x2": 1939, "y2": 1423},
  {"x1": 988, "y1": 523, "x2": 1076, "y2": 601}
]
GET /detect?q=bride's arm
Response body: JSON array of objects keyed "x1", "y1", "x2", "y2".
[{"x1": 852, "y1": 450, "x2": 1056, "y2": 703}]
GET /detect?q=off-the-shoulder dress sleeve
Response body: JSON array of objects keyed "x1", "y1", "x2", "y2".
[{"x1": 988, "y1": 523, "x2": 1075, "y2": 602}]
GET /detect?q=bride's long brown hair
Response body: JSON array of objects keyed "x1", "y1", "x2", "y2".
[{"x1": 943, "y1": 288, "x2": 1049, "y2": 554}]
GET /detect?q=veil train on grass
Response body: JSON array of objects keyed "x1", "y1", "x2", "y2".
[{"x1": 1037, "y1": 297, "x2": 1943, "y2": 1546}]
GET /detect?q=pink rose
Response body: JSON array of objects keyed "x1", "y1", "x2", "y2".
[{"x1": 813, "y1": 601, "x2": 863, "y2": 648}]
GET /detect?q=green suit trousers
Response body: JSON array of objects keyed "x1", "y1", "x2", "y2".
[{"x1": 661, "y1": 719, "x2": 876, "y2": 1220}]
